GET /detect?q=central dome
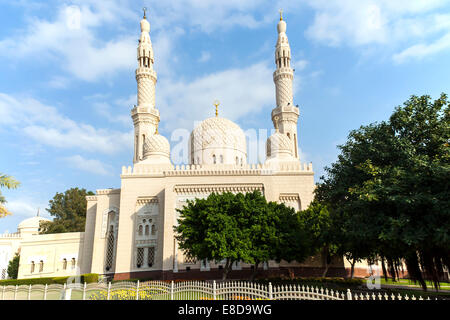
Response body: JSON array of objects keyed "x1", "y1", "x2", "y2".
[{"x1": 190, "y1": 117, "x2": 247, "y2": 165}]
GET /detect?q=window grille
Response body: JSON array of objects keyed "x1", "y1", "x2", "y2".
[
  {"x1": 151, "y1": 224, "x2": 156, "y2": 235},
  {"x1": 30, "y1": 261, "x2": 35, "y2": 273},
  {"x1": 39, "y1": 260, "x2": 44, "y2": 272},
  {"x1": 147, "y1": 247, "x2": 155, "y2": 267},
  {"x1": 62, "y1": 259, "x2": 67, "y2": 270},
  {"x1": 71, "y1": 258, "x2": 76, "y2": 269},
  {"x1": 184, "y1": 255, "x2": 196, "y2": 265},
  {"x1": 1, "y1": 268, "x2": 6, "y2": 279},
  {"x1": 136, "y1": 248, "x2": 144, "y2": 268}
]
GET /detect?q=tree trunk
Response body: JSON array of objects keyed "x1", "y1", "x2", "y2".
[
  {"x1": 321, "y1": 247, "x2": 330, "y2": 277},
  {"x1": 381, "y1": 256, "x2": 388, "y2": 282},
  {"x1": 222, "y1": 259, "x2": 233, "y2": 281},
  {"x1": 250, "y1": 261, "x2": 260, "y2": 281},
  {"x1": 350, "y1": 258, "x2": 356, "y2": 279}
]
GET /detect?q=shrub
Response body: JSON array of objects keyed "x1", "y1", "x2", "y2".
[{"x1": 0, "y1": 273, "x2": 100, "y2": 286}]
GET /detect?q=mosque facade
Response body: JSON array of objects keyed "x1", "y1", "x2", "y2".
[{"x1": 1, "y1": 13, "x2": 364, "y2": 281}]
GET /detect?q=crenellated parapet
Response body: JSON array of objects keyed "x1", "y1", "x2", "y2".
[{"x1": 121, "y1": 161, "x2": 313, "y2": 177}]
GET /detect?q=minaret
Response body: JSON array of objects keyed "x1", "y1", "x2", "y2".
[
  {"x1": 131, "y1": 8, "x2": 160, "y2": 163},
  {"x1": 271, "y1": 10, "x2": 300, "y2": 159}
]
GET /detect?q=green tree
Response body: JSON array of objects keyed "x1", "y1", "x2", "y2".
[
  {"x1": 174, "y1": 192, "x2": 252, "y2": 280},
  {"x1": 7, "y1": 253, "x2": 20, "y2": 279},
  {"x1": 174, "y1": 191, "x2": 312, "y2": 280},
  {"x1": 244, "y1": 193, "x2": 311, "y2": 280},
  {"x1": 315, "y1": 94, "x2": 450, "y2": 290},
  {"x1": 0, "y1": 173, "x2": 20, "y2": 218},
  {"x1": 40, "y1": 187, "x2": 94, "y2": 234},
  {"x1": 298, "y1": 202, "x2": 340, "y2": 277}
]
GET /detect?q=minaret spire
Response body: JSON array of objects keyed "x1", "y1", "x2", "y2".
[
  {"x1": 131, "y1": 10, "x2": 160, "y2": 163},
  {"x1": 271, "y1": 13, "x2": 300, "y2": 159}
]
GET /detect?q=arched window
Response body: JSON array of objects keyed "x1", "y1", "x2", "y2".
[
  {"x1": 105, "y1": 227, "x2": 115, "y2": 271},
  {"x1": 240, "y1": 158, "x2": 243, "y2": 166},
  {"x1": 135, "y1": 135, "x2": 139, "y2": 161},
  {"x1": 136, "y1": 248, "x2": 144, "y2": 268},
  {"x1": 213, "y1": 154, "x2": 216, "y2": 164},
  {"x1": 62, "y1": 259, "x2": 67, "y2": 270},
  {"x1": 151, "y1": 224, "x2": 156, "y2": 235},
  {"x1": 39, "y1": 260, "x2": 44, "y2": 273},
  {"x1": 287, "y1": 132, "x2": 291, "y2": 139},
  {"x1": 236, "y1": 156, "x2": 239, "y2": 165},
  {"x1": 145, "y1": 225, "x2": 149, "y2": 236},
  {"x1": 147, "y1": 247, "x2": 155, "y2": 267},
  {"x1": 71, "y1": 258, "x2": 76, "y2": 269},
  {"x1": 30, "y1": 261, "x2": 35, "y2": 273},
  {"x1": 294, "y1": 133, "x2": 298, "y2": 157},
  {"x1": 220, "y1": 155, "x2": 223, "y2": 163},
  {"x1": 138, "y1": 225, "x2": 143, "y2": 236},
  {"x1": 197, "y1": 157, "x2": 200, "y2": 164}
]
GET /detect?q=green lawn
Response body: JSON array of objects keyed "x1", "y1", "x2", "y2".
[{"x1": 379, "y1": 278, "x2": 450, "y2": 291}]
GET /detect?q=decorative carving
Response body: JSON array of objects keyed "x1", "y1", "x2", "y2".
[
  {"x1": 143, "y1": 134, "x2": 170, "y2": 158},
  {"x1": 190, "y1": 117, "x2": 246, "y2": 154},
  {"x1": 174, "y1": 183, "x2": 264, "y2": 195}
]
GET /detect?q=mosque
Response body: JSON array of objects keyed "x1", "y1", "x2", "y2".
[{"x1": 0, "y1": 12, "x2": 365, "y2": 281}]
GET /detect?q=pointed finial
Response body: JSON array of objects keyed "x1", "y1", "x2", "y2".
[
  {"x1": 36, "y1": 208, "x2": 40, "y2": 217},
  {"x1": 279, "y1": 8, "x2": 283, "y2": 21},
  {"x1": 143, "y1": 7, "x2": 147, "y2": 19},
  {"x1": 213, "y1": 100, "x2": 220, "y2": 117}
]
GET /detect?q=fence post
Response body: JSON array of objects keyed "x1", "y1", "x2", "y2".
[
  {"x1": 136, "y1": 280, "x2": 140, "y2": 300},
  {"x1": 64, "y1": 283, "x2": 72, "y2": 300},
  {"x1": 213, "y1": 281, "x2": 216, "y2": 300},
  {"x1": 347, "y1": 289, "x2": 352, "y2": 300},
  {"x1": 28, "y1": 284, "x2": 32, "y2": 300},
  {"x1": 44, "y1": 284, "x2": 48, "y2": 300},
  {"x1": 107, "y1": 282, "x2": 111, "y2": 300},
  {"x1": 268, "y1": 282, "x2": 273, "y2": 300},
  {"x1": 83, "y1": 282, "x2": 86, "y2": 300},
  {"x1": 14, "y1": 285, "x2": 18, "y2": 300},
  {"x1": 170, "y1": 281, "x2": 174, "y2": 300}
]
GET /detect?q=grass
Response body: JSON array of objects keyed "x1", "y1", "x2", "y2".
[{"x1": 379, "y1": 277, "x2": 450, "y2": 290}]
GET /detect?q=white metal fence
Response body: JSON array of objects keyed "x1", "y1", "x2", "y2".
[{"x1": 0, "y1": 280, "x2": 436, "y2": 300}]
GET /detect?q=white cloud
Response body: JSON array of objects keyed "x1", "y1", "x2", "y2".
[
  {"x1": 304, "y1": 0, "x2": 450, "y2": 62},
  {"x1": 198, "y1": 51, "x2": 211, "y2": 63},
  {"x1": 157, "y1": 61, "x2": 284, "y2": 132},
  {"x1": 0, "y1": 93, "x2": 132, "y2": 154},
  {"x1": 393, "y1": 32, "x2": 450, "y2": 63},
  {"x1": 0, "y1": 2, "x2": 136, "y2": 82},
  {"x1": 5, "y1": 199, "x2": 48, "y2": 219},
  {"x1": 64, "y1": 155, "x2": 112, "y2": 176}
]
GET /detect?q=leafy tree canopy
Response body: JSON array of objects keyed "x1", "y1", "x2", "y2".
[
  {"x1": 0, "y1": 173, "x2": 20, "y2": 218},
  {"x1": 315, "y1": 93, "x2": 450, "y2": 290},
  {"x1": 7, "y1": 253, "x2": 20, "y2": 279},
  {"x1": 40, "y1": 187, "x2": 94, "y2": 234},
  {"x1": 174, "y1": 191, "x2": 311, "y2": 280}
]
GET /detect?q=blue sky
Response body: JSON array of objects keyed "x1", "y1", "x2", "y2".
[{"x1": 1, "y1": 0, "x2": 450, "y2": 232}]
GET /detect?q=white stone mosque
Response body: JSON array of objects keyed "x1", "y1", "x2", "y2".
[{"x1": 0, "y1": 11, "x2": 363, "y2": 281}]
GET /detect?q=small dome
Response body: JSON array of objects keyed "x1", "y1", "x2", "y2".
[
  {"x1": 277, "y1": 20, "x2": 286, "y2": 34},
  {"x1": 266, "y1": 131, "x2": 292, "y2": 158},
  {"x1": 190, "y1": 117, "x2": 247, "y2": 165},
  {"x1": 143, "y1": 134, "x2": 170, "y2": 159},
  {"x1": 18, "y1": 216, "x2": 50, "y2": 233},
  {"x1": 140, "y1": 18, "x2": 150, "y2": 33}
]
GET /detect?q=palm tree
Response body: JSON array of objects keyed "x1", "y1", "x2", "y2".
[{"x1": 0, "y1": 173, "x2": 20, "y2": 217}]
